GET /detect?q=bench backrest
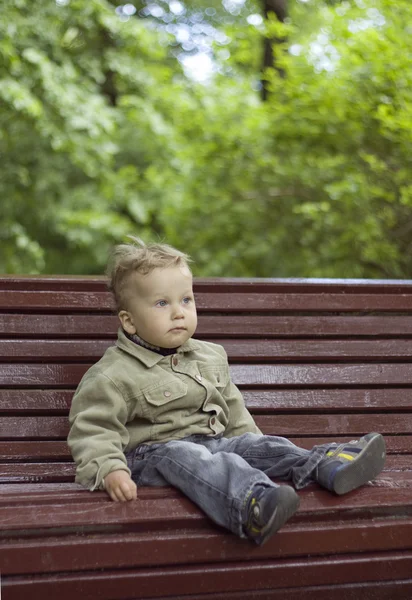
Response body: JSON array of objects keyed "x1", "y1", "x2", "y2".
[{"x1": 1, "y1": 276, "x2": 412, "y2": 484}]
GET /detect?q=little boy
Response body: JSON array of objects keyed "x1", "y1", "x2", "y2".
[{"x1": 68, "y1": 238, "x2": 386, "y2": 545}]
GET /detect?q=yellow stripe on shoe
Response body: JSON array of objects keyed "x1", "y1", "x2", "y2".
[
  {"x1": 326, "y1": 451, "x2": 355, "y2": 461},
  {"x1": 337, "y1": 453, "x2": 355, "y2": 461}
]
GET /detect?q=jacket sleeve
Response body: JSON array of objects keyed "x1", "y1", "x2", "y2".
[
  {"x1": 217, "y1": 347, "x2": 262, "y2": 438},
  {"x1": 68, "y1": 369, "x2": 131, "y2": 491}
]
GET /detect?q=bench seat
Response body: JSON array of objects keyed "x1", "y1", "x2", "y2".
[{"x1": 1, "y1": 276, "x2": 412, "y2": 599}]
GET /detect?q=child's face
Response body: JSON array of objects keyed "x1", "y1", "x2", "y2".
[{"x1": 119, "y1": 264, "x2": 197, "y2": 349}]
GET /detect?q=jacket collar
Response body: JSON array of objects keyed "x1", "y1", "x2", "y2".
[{"x1": 116, "y1": 328, "x2": 201, "y2": 367}]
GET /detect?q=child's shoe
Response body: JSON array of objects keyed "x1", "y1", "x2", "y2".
[
  {"x1": 316, "y1": 432, "x2": 386, "y2": 495},
  {"x1": 243, "y1": 485, "x2": 300, "y2": 546}
]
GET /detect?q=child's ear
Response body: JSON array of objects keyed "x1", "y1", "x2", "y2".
[{"x1": 118, "y1": 310, "x2": 137, "y2": 335}]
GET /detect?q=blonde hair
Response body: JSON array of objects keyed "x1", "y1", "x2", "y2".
[{"x1": 106, "y1": 236, "x2": 192, "y2": 311}]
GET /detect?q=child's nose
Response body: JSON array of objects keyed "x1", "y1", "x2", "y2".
[{"x1": 172, "y1": 305, "x2": 184, "y2": 318}]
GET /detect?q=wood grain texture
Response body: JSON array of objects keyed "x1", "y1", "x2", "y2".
[
  {"x1": 0, "y1": 390, "x2": 73, "y2": 413},
  {"x1": 51, "y1": 581, "x2": 412, "y2": 600},
  {"x1": 0, "y1": 416, "x2": 69, "y2": 438},
  {"x1": 1, "y1": 276, "x2": 412, "y2": 598},
  {"x1": 256, "y1": 413, "x2": 412, "y2": 436},
  {"x1": 1, "y1": 515, "x2": 412, "y2": 576},
  {"x1": 1, "y1": 478, "x2": 411, "y2": 535},
  {"x1": 0, "y1": 455, "x2": 408, "y2": 485},
  {"x1": 0, "y1": 474, "x2": 411, "y2": 505},
  {"x1": 0, "y1": 441, "x2": 71, "y2": 460},
  {"x1": 243, "y1": 389, "x2": 412, "y2": 412},
  {"x1": 4, "y1": 338, "x2": 412, "y2": 361},
  {"x1": 3, "y1": 288, "x2": 412, "y2": 312},
  {"x1": 0, "y1": 435, "x2": 410, "y2": 462},
  {"x1": 2, "y1": 276, "x2": 412, "y2": 295},
  {"x1": 196, "y1": 293, "x2": 412, "y2": 312},
  {"x1": 231, "y1": 363, "x2": 412, "y2": 387},
  {"x1": 3, "y1": 362, "x2": 412, "y2": 387},
  {"x1": 1, "y1": 388, "x2": 412, "y2": 414},
  {"x1": 5, "y1": 314, "x2": 412, "y2": 338},
  {"x1": 2, "y1": 413, "x2": 412, "y2": 440},
  {"x1": 3, "y1": 552, "x2": 412, "y2": 600}
]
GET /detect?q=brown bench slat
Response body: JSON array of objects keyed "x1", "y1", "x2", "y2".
[
  {"x1": 244, "y1": 389, "x2": 412, "y2": 412},
  {"x1": 2, "y1": 389, "x2": 412, "y2": 415},
  {"x1": 289, "y1": 436, "x2": 412, "y2": 455},
  {"x1": 0, "y1": 416, "x2": 69, "y2": 438},
  {"x1": 0, "y1": 364, "x2": 89, "y2": 387},
  {"x1": 0, "y1": 472, "x2": 411, "y2": 505},
  {"x1": 0, "y1": 314, "x2": 118, "y2": 337},
  {"x1": 5, "y1": 314, "x2": 412, "y2": 338},
  {"x1": 0, "y1": 455, "x2": 397, "y2": 484},
  {"x1": 0, "y1": 290, "x2": 114, "y2": 311},
  {"x1": 199, "y1": 315, "x2": 412, "y2": 338},
  {"x1": 221, "y1": 339, "x2": 412, "y2": 361},
  {"x1": 0, "y1": 482, "x2": 85, "y2": 497},
  {"x1": 0, "y1": 276, "x2": 107, "y2": 292},
  {"x1": 1, "y1": 339, "x2": 113, "y2": 361},
  {"x1": 3, "y1": 290, "x2": 412, "y2": 312},
  {"x1": 129, "y1": 581, "x2": 412, "y2": 600},
  {"x1": 0, "y1": 494, "x2": 206, "y2": 532},
  {"x1": 23, "y1": 582, "x2": 409, "y2": 600},
  {"x1": 2, "y1": 414, "x2": 411, "y2": 440},
  {"x1": 384, "y1": 456, "x2": 412, "y2": 469},
  {"x1": 0, "y1": 455, "x2": 407, "y2": 485},
  {"x1": 105, "y1": 293, "x2": 412, "y2": 313},
  {"x1": 0, "y1": 441, "x2": 71, "y2": 460},
  {"x1": 2, "y1": 515, "x2": 412, "y2": 576},
  {"x1": 4, "y1": 338, "x2": 412, "y2": 362},
  {"x1": 257, "y1": 414, "x2": 412, "y2": 436},
  {"x1": 0, "y1": 390, "x2": 73, "y2": 413},
  {"x1": 3, "y1": 551, "x2": 412, "y2": 600},
  {"x1": 1, "y1": 276, "x2": 411, "y2": 289},
  {"x1": 0, "y1": 462, "x2": 75, "y2": 482},
  {"x1": 231, "y1": 363, "x2": 412, "y2": 387},
  {"x1": 3, "y1": 363, "x2": 412, "y2": 387},
  {"x1": 0, "y1": 435, "x2": 411, "y2": 462},
  {"x1": 2, "y1": 276, "x2": 412, "y2": 293},
  {"x1": 0, "y1": 483, "x2": 196, "y2": 503},
  {"x1": 1, "y1": 478, "x2": 411, "y2": 533},
  {"x1": 161, "y1": 292, "x2": 412, "y2": 312},
  {"x1": 0, "y1": 437, "x2": 410, "y2": 464}
]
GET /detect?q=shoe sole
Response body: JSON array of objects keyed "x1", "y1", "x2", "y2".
[
  {"x1": 259, "y1": 486, "x2": 300, "y2": 546},
  {"x1": 333, "y1": 433, "x2": 386, "y2": 495}
]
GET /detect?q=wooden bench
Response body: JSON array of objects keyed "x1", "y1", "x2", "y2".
[{"x1": 1, "y1": 276, "x2": 412, "y2": 600}]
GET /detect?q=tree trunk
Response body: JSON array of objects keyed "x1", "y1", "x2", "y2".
[{"x1": 261, "y1": 0, "x2": 288, "y2": 101}]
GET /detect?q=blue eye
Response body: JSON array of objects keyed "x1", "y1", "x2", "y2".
[
  {"x1": 156, "y1": 300, "x2": 167, "y2": 307},
  {"x1": 183, "y1": 297, "x2": 191, "y2": 304}
]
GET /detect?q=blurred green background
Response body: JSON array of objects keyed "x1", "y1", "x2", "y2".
[{"x1": 1, "y1": 0, "x2": 411, "y2": 277}]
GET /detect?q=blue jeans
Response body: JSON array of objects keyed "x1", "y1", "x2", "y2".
[{"x1": 125, "y1": 433, "x2": 332, "y2": 538}]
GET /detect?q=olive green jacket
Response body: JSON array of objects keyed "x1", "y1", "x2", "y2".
[{"x1": 68, "y1": 328, "x2": 261, "y2": 491}]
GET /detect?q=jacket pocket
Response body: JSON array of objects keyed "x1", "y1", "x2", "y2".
[
  {"x1": 142, "y1": 378, "x2": 188, "y2": 406},
  {"x1": 199, "y1": 365, "x2": 229, "y2": 389}
]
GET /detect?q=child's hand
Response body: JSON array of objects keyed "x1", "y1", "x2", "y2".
[{"x1": 104, "y1": 470, "x2": 137, "y2": 502}]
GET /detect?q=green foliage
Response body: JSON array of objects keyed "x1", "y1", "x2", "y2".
[
  {"x1": 259, "y1": 0, "x2": 412, "y2": 277},
  {"x1": 1, "y1": 0, "x2": 412, "y2": 278},
  {"x1": 0, "y1": 0, "x2": 180, "y2": 273}
]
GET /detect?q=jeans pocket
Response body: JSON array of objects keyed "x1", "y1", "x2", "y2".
[
  {"x1": 126, "y1": 448, "x2": 148, "y2": 485},
  {"x1": 126, "y1": 445, "x2": 148, "y2": 468}
]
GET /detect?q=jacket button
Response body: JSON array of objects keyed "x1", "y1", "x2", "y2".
[
  {"x1": 196, "y1": 374, "x2": 202, "y2": 382},
  {"x1": 164, "y1": 391, "x2": 171, "y2": 397},
  {"x1": 210, "y1": 417, "x2": 216, "y2": 425},
  {"x1": 173, "y1": 357, "x2": 178, "y2": 366}
]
